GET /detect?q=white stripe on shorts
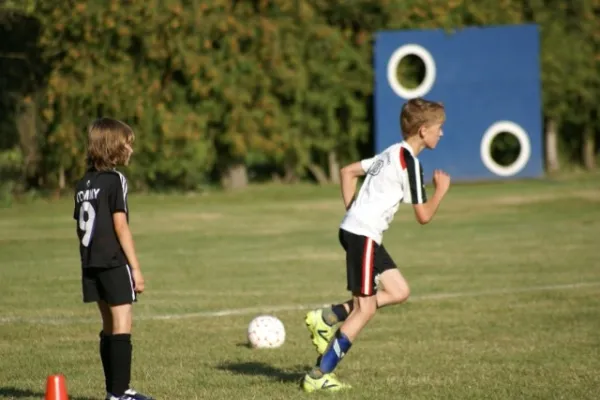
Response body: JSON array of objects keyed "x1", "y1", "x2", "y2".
[{"x1": 126, "y1": 265, "x2": 136, "y2": 301}]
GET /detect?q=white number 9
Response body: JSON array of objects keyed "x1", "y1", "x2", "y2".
[{"x1": 79, "y1": 201, "x2": 96, "y2": 247}]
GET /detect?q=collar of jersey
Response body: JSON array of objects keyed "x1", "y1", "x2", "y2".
[{"x1": 400, "y1": 141, "x2": 415, "y2": 156}]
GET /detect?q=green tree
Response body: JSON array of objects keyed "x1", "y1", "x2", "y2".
[
  {"x1": 0, "y1": 1, "x2": 45, "y2": 193},
  {"x1": 521, "y1": 0, "x2": 600, "y2": 169},
  {"x1": 35, "y1": 0, "x2": 215, "y2": 190},
  {"x1": 1, "y1": 0, "x2": 597, "y2": 196}
]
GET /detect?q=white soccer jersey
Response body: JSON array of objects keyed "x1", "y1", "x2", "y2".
[{"x1": 340, "y1": 141, "x2": 427, "y2": 244}]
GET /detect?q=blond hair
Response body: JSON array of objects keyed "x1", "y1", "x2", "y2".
[
  {"x1": 87, "y1": 117, "x2": 135, "y2": 171},
  {"x1": 400, "y1": 98, "x2": 445, "y2": 139}
]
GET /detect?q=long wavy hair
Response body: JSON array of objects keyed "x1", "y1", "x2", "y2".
[{"x1": 86, "y1": 118, "x2": 135, "y2": 171}]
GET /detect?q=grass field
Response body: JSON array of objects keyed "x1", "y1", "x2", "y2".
[{"x1": 1, "y1": 174, "x2": 599, "y2": 400}]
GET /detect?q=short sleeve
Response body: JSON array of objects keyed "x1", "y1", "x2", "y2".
[
  {"x1": 401, "y1": 148, "x2": 427, "y2": 204},
  {"x1": 73, "y1": 194, "x2": 78, "y2": 220},
  {"x1": 108, "y1": 173, "x2": 128, "y2": 214},
  {"x1": 360, "y1": 157, "x2": 376, "y2": 173},
  {"x1": 415, "y1": 163, "x2": 428, "y2": 203}
]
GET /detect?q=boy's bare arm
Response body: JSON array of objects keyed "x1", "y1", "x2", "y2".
[
  {"x1": 412, "y1": 191, "x2": 445, "y2": 224},
  {"x1": 340, "y1": 162, "x2": 366, "y2": 210},
  {"x1": 412, "y1": 169, "x2": 450, "y2": 224},
  {"x1": 113, "y1": 212, "x2": 145, "y2": 292},
  {"x1": 113, "y1": 212, "x2": 140, "y2": 270}
]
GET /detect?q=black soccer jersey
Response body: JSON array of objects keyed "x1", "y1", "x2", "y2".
[{"x1": 73, "y1": 169, "x2": 129, "y2": 269}]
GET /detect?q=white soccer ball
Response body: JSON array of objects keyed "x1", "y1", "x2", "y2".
[{"x1": 247, "y1": 315, "x2": 286, "y2": 349}]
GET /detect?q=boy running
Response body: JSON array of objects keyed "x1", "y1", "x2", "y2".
[{"x1": 301, "y1": 98, "x2": 451, "y2": 392}]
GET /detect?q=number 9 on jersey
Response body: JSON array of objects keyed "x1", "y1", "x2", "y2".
[{"x1": 79, "y1": 201, "x2": 96, "y2": 247}]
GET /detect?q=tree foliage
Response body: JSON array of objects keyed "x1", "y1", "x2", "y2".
[{"x1": 0, "y1": 0, "x2": 597, "y2": 194}]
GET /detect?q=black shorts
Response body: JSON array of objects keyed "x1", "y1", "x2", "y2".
[
  {"x1": 339, "y1": 229, "x2": 397, "y2": 296},
  {"x1": 82, "y1": 265, "x2": 136, "y2": 305}
]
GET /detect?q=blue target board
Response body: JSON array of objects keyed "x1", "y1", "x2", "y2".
[{"x1": 374, "y1": 24, "x2": 544, "y2": 181}]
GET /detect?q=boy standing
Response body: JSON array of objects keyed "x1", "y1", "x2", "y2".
[
  {"x1": 302, "y1": 98, "x2": 451, "y2": 392},
  {"x1": 73, "y1": 118, "x2": 154, "y2": 400}
]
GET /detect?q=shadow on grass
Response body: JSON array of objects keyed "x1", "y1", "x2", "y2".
[
  {"x1": 0, "y1": 387, "x2": 96, "y2": 400},
  {"x1": 216, "y1": 361, "x2": 307, "y2": 384}
]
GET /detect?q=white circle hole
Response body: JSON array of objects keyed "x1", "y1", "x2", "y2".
[
  {"x1": 387, "y1": 44, "x2": 436, "y2": 99},
  {"x1": 480, "y1": 121, "x2": 531, "y2": 177}
]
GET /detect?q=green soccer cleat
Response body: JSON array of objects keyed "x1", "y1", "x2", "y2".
[
  {"x1": 304, "y1": 308, "x2": 335, "y2": 355},
  {"x1": 301, "y1": 373, "x2": 351, "y2": 392}
]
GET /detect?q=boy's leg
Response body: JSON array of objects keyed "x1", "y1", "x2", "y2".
[
  {"x1": 98, "y1": 300, "x2": 113, "y2": 394},
  {"x1": 307, "y1": 244, "x2": 409, "y2": 354},
  {"x1": 303, "y1": 232, "x2": 378, "y2": 392},
  {"x1": 319, "y1": 294, "x2": 376, "y2": 369},
  {"x1": 329, "y1": 267, "x2": 410, "y2": 318},
  {"x1": 303, "y1": 294, "x2": 377, "y2": 392},
  {"x1": 108, "y1": 303, "x2": 133, "y2": 397},
  {"x1": 83, "y1": 268, "x2": 115, "y2": 395},
  {"x1": 372, "y1": 268, "x2": 410, "y2": 307},
  {"x1": 321, "y1": 302, "x2": 353, "y2": 325},
  {"x1": 338, "y1": 244, "x2": 408, "y2": 310},
  {"x1": 98, "y1": 266, "x2": 137, "y2": 398}
]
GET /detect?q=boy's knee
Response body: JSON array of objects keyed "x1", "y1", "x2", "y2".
[
  {"x1": 109, "y1": 303, "x2": 132, "y2": 334},
  {"x1": 378, "y1": 269, "x2": 410, "y2": 304},
  {"x1": 356, "y1": 296, "x2": 377, "y2": 319},
  {"x1": 385, "y1": 280, "x2": 410, "y2": 304},
  {"x1": 394, "y1": 284, "x2": 410, "y2": 303}
]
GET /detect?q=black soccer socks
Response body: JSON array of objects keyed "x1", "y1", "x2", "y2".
[
  {"x1": 99, "y1": 331, "x2": 111, "y2": 393},
  {"x1": 108, "y1": 334, "x2": 132, "y2": 396}
]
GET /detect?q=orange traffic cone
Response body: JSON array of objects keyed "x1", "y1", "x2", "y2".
[{"x1": 45, "y1": 374, "x2": 68, "y2": 400}]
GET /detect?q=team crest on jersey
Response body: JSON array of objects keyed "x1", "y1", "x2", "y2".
[
  {"x1": 368, "y1": 159, "x2": 384, "y2": 176},
  {"x1": 86, "y1": 180, "x2": 91, "y2": 187}
]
